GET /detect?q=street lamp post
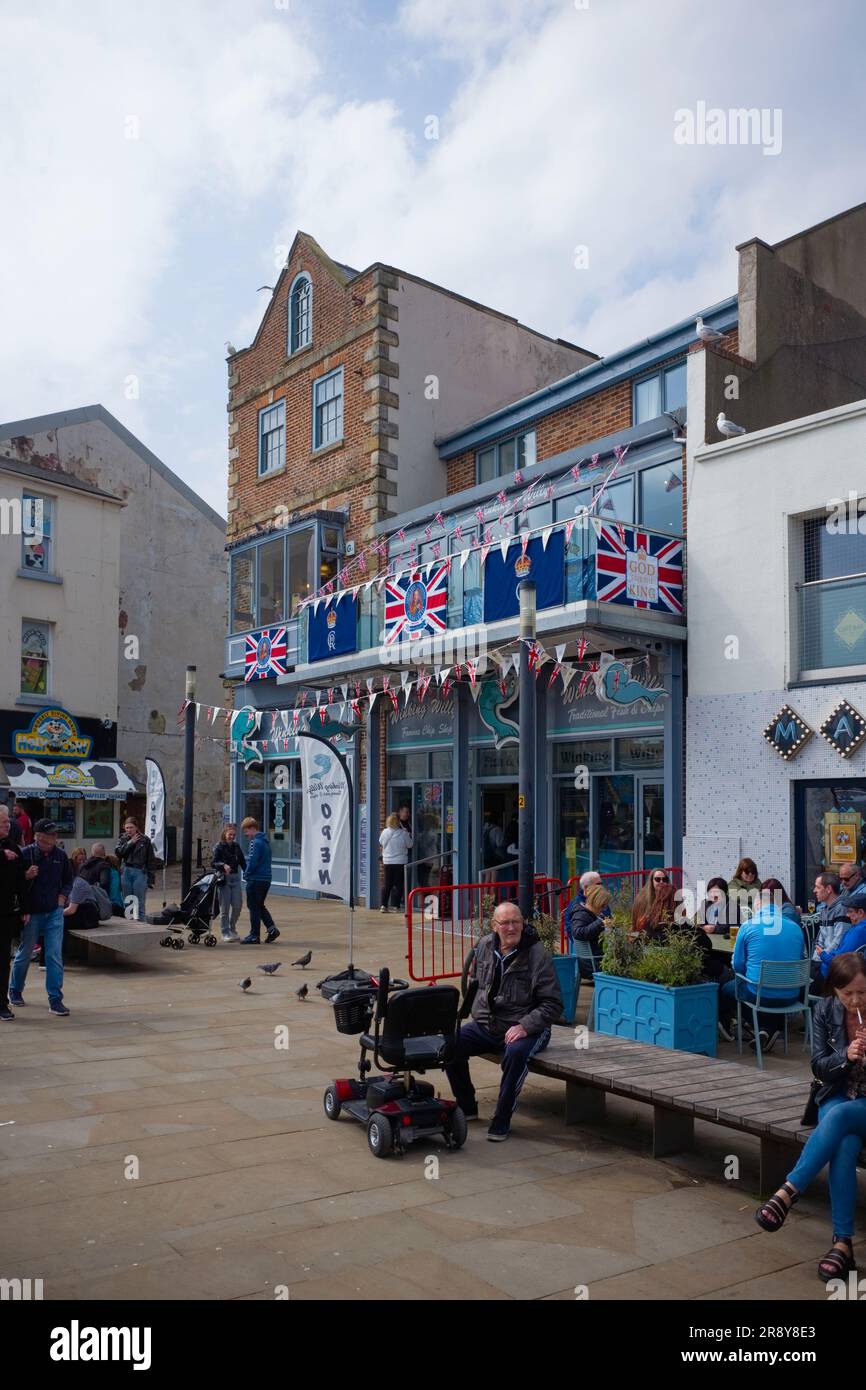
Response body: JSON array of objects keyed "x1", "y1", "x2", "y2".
[
  {"x1": 181, "y1": 665, "x2": 196, "y2": 899},
  {"x1": 518, "y1": 581, "x2": 536, "y2": 921}
]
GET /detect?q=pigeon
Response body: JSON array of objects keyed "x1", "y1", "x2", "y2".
[
  {"x1": 292, "y1": 951, "x2": 312, "y2": 969},
  {"x1": 696, "y1": 316, "x2": 724, "y2": 345},
  {"x1": 717, "y1": 412, "x2": 747, "y2": 437},
  {"x1": 258, "y1": 962, "x2": 282, "y2": 975},
  {"x1": 239, "y1": 978, "x2": 252, "y2": 992},
  {"x1": 296, "y1": 984, "x2": 309, "y2": 1001}
]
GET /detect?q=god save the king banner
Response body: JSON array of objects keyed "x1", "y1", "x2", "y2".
[{"x1": 299, "y1": 740, "x2": 351, "y2": 901}]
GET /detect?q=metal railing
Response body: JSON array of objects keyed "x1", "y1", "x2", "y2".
[
  {"x1": 406, "y1": 865, "x2": 684, "y2": 981},
  {"x1": 796, "y1": 572, "x2": 866, "y2": 676}
]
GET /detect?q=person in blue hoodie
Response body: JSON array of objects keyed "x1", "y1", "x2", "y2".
[
  {"x1": 239, "y1": 817, "x2": 279, "y2": 945},
  {"x1": 818, "y1": 901, "x2": 866, "y2": 979},
  {"x1": 719, "y1": 891, "x2": 805, "y2": 1053}
]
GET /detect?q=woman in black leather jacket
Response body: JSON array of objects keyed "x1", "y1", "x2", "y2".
[{"x1": 754, "y1": 952, "x2": 866, "y2": 1282}]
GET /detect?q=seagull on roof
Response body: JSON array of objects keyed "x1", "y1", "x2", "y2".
[
  {"x1": 717, "y1": 412, "x2": 747, "y2": 437},
  {"x1": 696, "y1": 316, "x2": 724, "y2": 345}
]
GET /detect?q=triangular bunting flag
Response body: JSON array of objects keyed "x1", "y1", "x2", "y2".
[{"x1": 541, "y1": 526, "x2": 553, "y2": 551}]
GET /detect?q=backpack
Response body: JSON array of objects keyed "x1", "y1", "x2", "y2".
[{"x1": 92, "y1": 883, "x2": 113, "y2": 921}]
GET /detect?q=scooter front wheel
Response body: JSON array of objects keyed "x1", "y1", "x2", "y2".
[
  {"x1": 367, "y1": 1113, "x2": 393, "y2": 1158},
  {"x1": 323, "y1": 1085, "x2": 342, "y2": 1120}
]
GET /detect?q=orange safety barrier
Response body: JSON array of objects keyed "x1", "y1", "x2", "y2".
[{"x1": 406, "y1": 875, "x2": 562, "y2": 984}]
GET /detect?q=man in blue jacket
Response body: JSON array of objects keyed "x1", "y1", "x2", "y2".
[
  {"x1": 240, "y1": 817, "x2": 279, "y2": 945},
  {"x1": 9, "y1": 819, "x2": 73, "y2": 1015}
]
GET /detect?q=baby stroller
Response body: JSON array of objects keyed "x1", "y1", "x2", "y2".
[
  {"x1": 323, "y1": 966, "x2": 477, "y2": 1157},
  {"x1": 148, "y1": 869, "x2": 222, "y2": 949}
]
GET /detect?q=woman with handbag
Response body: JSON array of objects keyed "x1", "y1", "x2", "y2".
[{"x1": 754, "y1": 952, "x2": 866, "y2": 1282}]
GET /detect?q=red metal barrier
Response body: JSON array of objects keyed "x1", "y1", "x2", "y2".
[{"x1": 407, "y1": 875, "x2": 562, "y2": 983}]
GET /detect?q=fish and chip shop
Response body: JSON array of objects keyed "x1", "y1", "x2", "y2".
[{"x1": 384, "y1": 650, "x2": 680, "y2": 893}]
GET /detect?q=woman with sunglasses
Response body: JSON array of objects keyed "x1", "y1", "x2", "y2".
[{"x1": 632, "y1": 870, "x2": 669, "y2": 930}]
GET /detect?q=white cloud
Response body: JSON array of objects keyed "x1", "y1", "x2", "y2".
[{"x1": 2, "y1": 0, "x2": 864, "y2": 522}]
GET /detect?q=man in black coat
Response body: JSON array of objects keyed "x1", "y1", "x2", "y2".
[
  {"x1": 0, "y1": 805, "x2": 29, "y2": 1020},
  {"x1": 446, "y1": 901, "x2": 562, "y2": 1142}
]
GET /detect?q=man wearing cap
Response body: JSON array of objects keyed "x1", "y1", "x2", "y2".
[{"x1": 9, "y1": 819, "x2": 73, "y2": 1016}]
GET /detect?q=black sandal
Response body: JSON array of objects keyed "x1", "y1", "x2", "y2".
[
  {"x1": 818, "y1": 1235, "x2": 856, "y2": 1284},
  {"x1": 754, "y1": 1181, "x2": 799, "y2": 1232}
]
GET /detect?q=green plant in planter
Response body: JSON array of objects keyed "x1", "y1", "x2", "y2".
[
  {"x1": 531, "y1": 910, "x2": 560, "y2": 956},
  {"x1": 600, "y1": 926, "x2": 704, "y2": 987}
]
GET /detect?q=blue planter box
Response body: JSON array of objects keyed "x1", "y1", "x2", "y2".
[
  {"x1": 593, "y1": 973, "x2": 718, "y2": 1057},
  {"x1": 552, "y1": 954, "x2": 580, "y2": 1024}
]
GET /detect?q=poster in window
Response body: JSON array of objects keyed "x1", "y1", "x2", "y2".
[{"x1": 824, "y1": 811, "x2": 861, "y2": 866}]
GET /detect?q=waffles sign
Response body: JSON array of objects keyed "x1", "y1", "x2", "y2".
[{"x1": 13, "y1": 708, "x2": 92, "y2": 760}]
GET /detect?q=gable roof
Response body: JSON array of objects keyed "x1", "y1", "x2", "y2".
[
  {"x1": 233, "y1": 231, "x2": 597, "y2": 361},
  {"x1": 0, "y1": 405, "x2": 225, "y2": 532}
]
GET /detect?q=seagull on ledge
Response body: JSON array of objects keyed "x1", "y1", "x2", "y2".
[
  {"x1": 696, "y1": 316, "x2": 724, "y2": 344},
  {"x1": 717, "y1": 412, "x2": 747, "y2": 437}
]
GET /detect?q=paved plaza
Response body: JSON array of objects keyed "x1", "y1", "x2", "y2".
[{"x1": 0, "y1": 883, "x2": 845, "y2": 1301}]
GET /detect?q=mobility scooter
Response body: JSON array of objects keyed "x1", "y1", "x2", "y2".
[{"x1": 323, "y1": 967, "x2": 476, "y2": 1158}]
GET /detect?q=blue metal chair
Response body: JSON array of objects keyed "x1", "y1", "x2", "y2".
[
  {"x1": 734, "y1": 959, "x2": 813, "y2": 1069},
  {"x1": 799, "y1": 913, "x2": 820, "y2": 957},
  {"x1": 568, "y1": 937, "x2": 601, "y2": 1027}
]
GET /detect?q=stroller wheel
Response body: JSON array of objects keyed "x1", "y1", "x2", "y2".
[
  {"x1": 187, "y1": 933, "x2": 198, "y2": 945},
  {"x1": 204, "y1": 935, "x2": 217, "y2": 948},
  {"x1": 323, "y1": 1085, "x2": 342, "y2": 1120},
  {"x1": 366, "y1": 1113, "x2": 393, "y2": 1158},
  {"x1": 160, "y1": 936, "x2": 171, "y2": 948},
  {"x1": 172, "y1": 937, "x2": 185, "y2": 950}
]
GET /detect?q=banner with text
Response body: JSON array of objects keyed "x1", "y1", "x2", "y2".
[{"x1": 299, "y1": 740, "x2": 351, "y2": 901}]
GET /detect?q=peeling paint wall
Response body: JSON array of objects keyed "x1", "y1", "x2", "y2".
[{"x1": 0, "y1": 418, "x2": 227, "y2": 853}]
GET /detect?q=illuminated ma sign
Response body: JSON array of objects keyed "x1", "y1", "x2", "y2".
[
  {"x1": 820, "y1": 700, "x2": 866, "y2": 760},
  {"x1": 762, "y1": 704, "x2": 813, "y2": 761}
]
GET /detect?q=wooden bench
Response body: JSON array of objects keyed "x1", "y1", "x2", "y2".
[
  {"x1": 485, "y1": 1028, "x2": 818, "y2": 1194},
  {"x1": 65, "y1": 915, "x2": 169, "y2": 965}
]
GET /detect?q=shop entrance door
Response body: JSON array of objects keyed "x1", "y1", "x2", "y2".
[
  {"x1": 595, "y1": 774, "x2": 635, "y2": 876},
  {"x1": 795, "y1": 779, "x2": 866, "y2": 908},
  {"x1": 637, "y1": 779, "x2": 665, "y2": 872},
  {"x1": 477, "y1": 784, "x2": 519, "y2": 881}
]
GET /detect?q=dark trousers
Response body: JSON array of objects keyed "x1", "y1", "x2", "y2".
[
  {"x1": 246, "y1": 880, "x2": 275, "y2": 938},
  {"x1": 445, "y1": 1019, "x2": 551, "y2": 1126},
  {"x1": 0, "y1": 916, "x2": 16, "y2": 1007},
  {"x1": 382, "y1": 863, "x2": 404, "y2": 909}
]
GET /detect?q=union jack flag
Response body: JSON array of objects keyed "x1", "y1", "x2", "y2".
[
  {"x1": 244, "y1": 626, "x2": 288, "y2": 681},
  {"x1": 383, "y1": 565, "x2": 449, "y2": 645},
  {"x1": 595, "y1": 524, "x2": 683, "y2": 614}
]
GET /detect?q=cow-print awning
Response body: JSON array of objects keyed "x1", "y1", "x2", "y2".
[{"x1": 0, "y1": 758, "x2": 140, "y2": 799}]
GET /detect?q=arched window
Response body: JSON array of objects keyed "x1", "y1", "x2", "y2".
[{"x1": 289, "y1": 274, "x2": 312, "y2": 353}]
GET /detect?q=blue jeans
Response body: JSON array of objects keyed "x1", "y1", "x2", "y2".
[
  {"x1": 219, "y1": 872, "x2": 243, "y2": 935},
  {"x1": 122, "y1": 867, "x2": 148, "y2": 921},
  {"x1": 787, "y1": 1093, "x2": 866, "y2": 1238},
  {"x1": 11, "y1": 908, "x2": 65, "y2": 1005},
  {"x1": 445, "y1": 1019, "x2": 551, "y2": 1127}
]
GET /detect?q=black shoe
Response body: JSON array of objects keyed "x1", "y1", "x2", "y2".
[
  {"x1": 717, "y1": 1019, "x2": 735, "y2": 1043},
  {"x1": 240, "y1": 935, "x2": 261, "y2": 945},
  {"x1": 0, "y1": 1007, "x2": 14, "y2": 1021},
  {"x1": 750, "y1": 1030, "x2": 770, "y2": 1053},
  {"x1": 8, "y1": 993, "x2": 25, "y2": 1007},
  {"x1": 265, "y1": 928, "x2": 280, "y2": 944},
  {"x1": 48, "y1": 1002, "x2": 70, "y2": 1017},
  {"x1": 763, "y1": 1029, "x2": 782, "y2": 1054},
  {"x1": 487, "y1": 1121, "x2": 510, "y2": 1142}
]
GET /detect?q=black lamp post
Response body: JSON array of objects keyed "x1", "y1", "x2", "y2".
[{"x1": 181, "y1": 665, "x2": 196, "y2": 899}]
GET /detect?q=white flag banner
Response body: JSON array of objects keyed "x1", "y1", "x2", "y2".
[
  {"x1": 560, "y1": 665, "x2": 577, "y2": 693},
  {"x1": 144, "y1": 758, "x2": 166, "y2": 861},
  {"x1": 459, "y1": 548, "x2": 471, "y2": 570},
  {"x1": 541, "y1": 526, "x2": 553, "y2": 551},
  {"x1": 299, "y1": 739, "x2": 351, "y2": 902},
  {"x1": 499, "y1": 538, "x2": 510, "y2": 561}
]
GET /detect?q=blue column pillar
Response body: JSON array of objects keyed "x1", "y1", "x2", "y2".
[
  {"x1": 366, "y1": 704, "x2": 381, "y2": 909},
  {"x1": 534, "y1": 679, "x2": 549, "y2": 874},
  {"x1": 454, "y1": 681, "x2": 470, "y2": 886},
  {"x1": 663, "y1": 642, "x2": 684, "y2": 868}
]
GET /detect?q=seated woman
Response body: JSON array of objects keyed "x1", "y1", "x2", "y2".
[
  {"x1": 642, "y1": 883, "x2": 717, "y2": 970},
  {"x1": 62, "y1": 873, "x2": 102, "y2": 930},
  {"x1": 755, "y1": 953, "x2": 866, "y2": 1282},
  {"x1": 728, "y1": 857, "x2": 761, "y2": 923},
  {"x1": 564, "y1": 884, "x2": 611, "y2": 975},
  {"x1": 697, "y1": 877, "x2": 732, "y2": 936},
  {"x1": 631, "y1": 870, "x2": 669, "y2": 930}
]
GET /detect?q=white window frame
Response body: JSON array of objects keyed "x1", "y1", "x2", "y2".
[{"x1": 20, "y1": 618, "x2": 52, "y2": 697}]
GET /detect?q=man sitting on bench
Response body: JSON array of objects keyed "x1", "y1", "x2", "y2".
[{"x1": 446, "y1": 902, "x2": 562, "y2": 1142}]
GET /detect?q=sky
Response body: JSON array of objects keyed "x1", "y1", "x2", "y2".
[{"x1": 2, "y1": 0, "x2": 865, "y2": 517}]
